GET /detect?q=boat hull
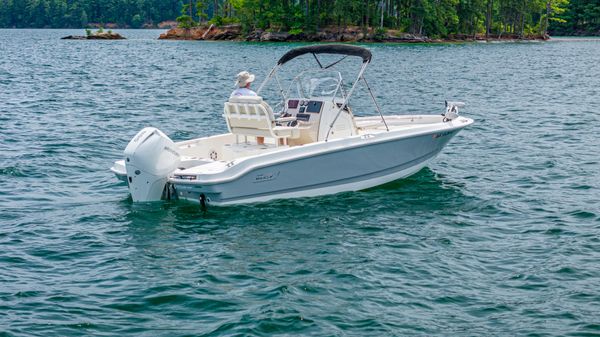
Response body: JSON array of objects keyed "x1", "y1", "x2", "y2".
[{"x1": 172, "y1": 124, "x2": 466, "y2": 205}]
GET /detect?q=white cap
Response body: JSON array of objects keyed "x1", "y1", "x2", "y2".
[{"x1": 235, "y1": 71, "x2": 255, "y2": 87}]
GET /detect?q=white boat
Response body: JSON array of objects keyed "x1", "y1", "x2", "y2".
[{"x1": 111, "y1": 44, "x2": 473, "y2": 206}]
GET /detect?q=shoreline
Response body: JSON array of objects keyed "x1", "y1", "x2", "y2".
[
  {"x1": 7, "y1": 26, "x2": 596, "y2": 43},
  {"x1": 157, "y1": 25, "x2": 550, "y2": 44}
]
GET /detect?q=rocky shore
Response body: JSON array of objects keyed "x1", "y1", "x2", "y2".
[
  {"x1": 158, "y1": 24, "x2": 548, "y2": 43},
  {"x1": 158, "y1": 25, "x2": 428, "y2": 42}
]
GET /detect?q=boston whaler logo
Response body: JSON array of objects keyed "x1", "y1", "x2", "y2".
[
  {"x1": 254, "y1": 171, "x2": 280, "y2": 183},
  {"x1": 433, "y1": 131, "x2": 453, "y2": 139}
]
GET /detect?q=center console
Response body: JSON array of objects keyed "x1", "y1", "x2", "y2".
[
  {"x1": 282, "y1": 97, "x2": 357, "y2": 143},
  {"x1": 284, "y1": 98, "x2": 324, "y2": 145}
]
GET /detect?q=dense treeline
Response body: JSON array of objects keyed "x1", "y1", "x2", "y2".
[
  {"x1": 0, "y1": 0, "x2": 183, "y2": 28},
  {"x1": 183, "y1": 0, "x2": 570, "y2": 38},
  {"x1": 1, "y1": 0, "x2": 596, "y2": 38},
  {"x1": 549, "y1": 0, "x2": 600, "y2": 35}
]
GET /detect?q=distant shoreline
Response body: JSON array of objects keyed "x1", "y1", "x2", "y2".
[
  {"x1": 157, "y1": 25, "x2": 552, "y2": 44},
  {"x1": 4, "y1": 26, "x2": 599, "y2": 42}
]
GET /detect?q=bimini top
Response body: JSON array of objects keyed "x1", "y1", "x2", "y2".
[{"x1": 277, "y1": 44, "x2": 372, "y2": 65}]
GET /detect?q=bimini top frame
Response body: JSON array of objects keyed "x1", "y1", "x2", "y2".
[{"x1": 256, "y1": 44, "x2": 388, "y2": 140}]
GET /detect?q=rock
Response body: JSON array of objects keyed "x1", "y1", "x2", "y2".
[
  {"x1": 340, "y1": 33, "x2": 356, "y2": 42},
  {"x1": 190, "y1": 28, "x2": 205, "y2": 40},
  {"x1": 62, "y1": 32, "x2": 126, "y2": 40},
  {"x1": 61, "y1": 35, "x2": 87, "y2": 40},
  {"x1": 158, "y1": 21, "x2": 178, "y2": 29},
  {"x1": 260, "y1": 32, "x2": 290, "y2": 42},
  {"x1": 315, "y1": 31, "x2": 336, "y2": 42},
  {"x1": 212, "y1": 30, "x2": 237, "y2": 40},
  {"x1": 159, "y1": 27, "x2": 192, "y2": 40},
  {"x1": 245, "y1": 30, "x2": 263, "y2": 41},
  {"x1": 87, "y1": 32, "x2": 126, "y2": 40},
  {"x1": 159, "y1": 24, "x2": 242, "y2": 40},
  {"x1": 367, "y1": 31, "x2": 430, "y2": 43},
  {"x1": 205, "y1": 24, "x2": 242, "y2": 40}
]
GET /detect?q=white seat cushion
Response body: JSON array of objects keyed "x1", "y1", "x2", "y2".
[{"x1": 224, "y1": 96, "x2": 299, "y2": 141}]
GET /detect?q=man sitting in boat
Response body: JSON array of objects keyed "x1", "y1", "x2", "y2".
[
  {"x1": 231, "y1": 71, "x2": 257, "y2": 97},
  {"x1": 231, "y1": 70, "x2": 267, "y2": 145}
]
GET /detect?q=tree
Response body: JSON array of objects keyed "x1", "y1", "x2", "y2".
[
  {"x1": 541, "y1": 0, "x2": 569, "y2": 35},
  {"x1": 196, "y1": 1, "x2": 208, "y2": 22},
  {"x1": 131, "y1": 13, "x2": 143, "y2": 28}
]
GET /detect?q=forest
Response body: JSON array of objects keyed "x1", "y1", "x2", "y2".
[
  {"x1": 0, "y1": 0, "x2": 598, "y2": 37},
  {"x1": 549, "y1": 0, "x2": 600, "y2": 35}
]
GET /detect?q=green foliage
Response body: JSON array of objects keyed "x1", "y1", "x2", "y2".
[
  {"x1": 196, "y1": 1, "x2": 208, "y2": 22},
  {"x1": 207, "y1": 15, "x2": 239, "y2": 26},
  {"x1": 289, "y1": 28, "x2": 304, "y2": 36},
  {"x1": 131, "y1": 14, "x2": 143, "y2": 28},
  {"x1": 0, "y1": 0, "x2": 593, "y2": 38},
  {"x1": 208, "y1": 15, "x2": 224, "y2": 26},
  {"x1": 0, "y1": 0, "x2": 183, "y2": 28},
  {"x1": 177, "y1": 3, "x2": 198, "y2": 28},
  {"x1": 85, "y1": 28, "x2": 91, "y2": 36},
  {"x1": 176, "y1": 14, "x2": 194, "y2": 29},
  {"x1": 549, "y1": 0, "x2": 598, "y2": 35},
  {"x1": 373, "y1": 27, "x2": 387, "y2": 41}
]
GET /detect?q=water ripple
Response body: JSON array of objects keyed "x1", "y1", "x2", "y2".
[{"x1": 1, "y1": 30, "x2": 600, "y2": 336}]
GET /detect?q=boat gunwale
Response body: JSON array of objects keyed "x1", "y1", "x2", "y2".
[{"x1": 169, "y1": 116, "x2": 473, "y2": 186}]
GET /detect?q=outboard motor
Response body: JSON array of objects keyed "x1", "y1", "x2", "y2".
[{"x1": 124, "y1": 127, "x2": 181, "y2": 202}]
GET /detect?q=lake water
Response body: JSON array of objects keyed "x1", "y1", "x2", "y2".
[{"x1": 1, "y1": 29, "x2": 599, "y2": 336}]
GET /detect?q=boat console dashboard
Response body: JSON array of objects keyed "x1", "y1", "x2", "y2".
[{"x1": 286, "y1": 99, "x2": 323, "y2": 123}]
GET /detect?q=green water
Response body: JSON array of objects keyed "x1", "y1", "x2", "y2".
[{"x1": 1, "y1": 30, "x2": 599, "y2": 336}]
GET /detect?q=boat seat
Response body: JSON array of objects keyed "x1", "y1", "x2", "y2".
[{"x1": 224, "y1": 96, "x2": 300, "y2": 145}]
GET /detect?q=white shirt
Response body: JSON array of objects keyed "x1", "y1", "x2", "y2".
[{"x1": 231, "y1": 87, "x2": 257, "y2": 97}]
